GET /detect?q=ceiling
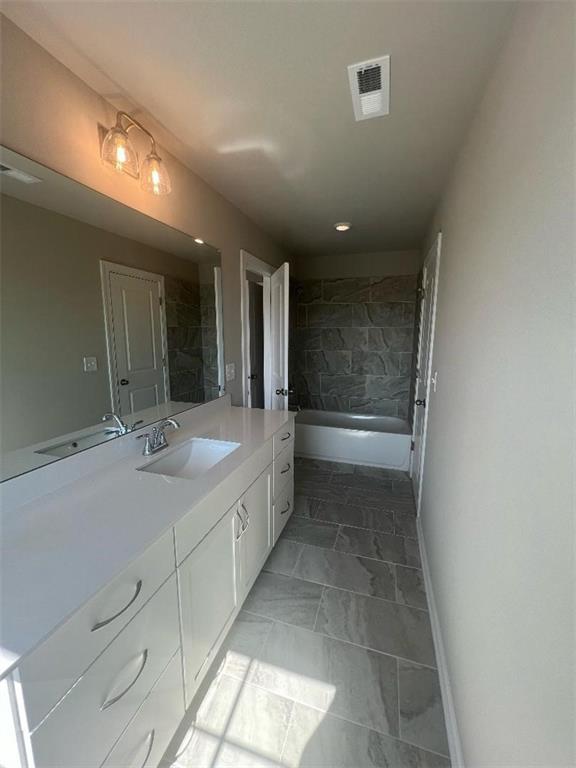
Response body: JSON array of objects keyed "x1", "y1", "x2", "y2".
[{"x1": 3, "y1": 1, "x2": 515, "y2": 257}]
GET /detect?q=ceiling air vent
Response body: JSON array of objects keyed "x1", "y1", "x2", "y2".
[
  {"x1": 0, "y1": 163, "x2": 42, "y2": 184},
  {"x1": 347, "y1": 56, "x2": 390, "y2": 122}
]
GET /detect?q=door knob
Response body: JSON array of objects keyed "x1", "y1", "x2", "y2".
[
  {"x1": 120, "y1": 378, "x2": 130, "y2": 386},
  {"x1": 415, "y1": 398, "x2": 426, "y2": 407}
]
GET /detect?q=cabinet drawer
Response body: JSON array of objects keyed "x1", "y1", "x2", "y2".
[
  {"x1": 273, "y1": 442, "x2": 294, "y2": 500},
  {"x1": 20, "y1": 530, "x2": 174, "y2": 732},
  {"x1": 273, "y1": 480, "x2": 294, "y2": 544},
  {"x1": 31, "y1": 575, "x2": 179, "y2": 768},
  {"x1": 273, "y1": 425, "x2": 294, "y2": 458},
  {"x1": 102, "y1": 651, "x2": 184, "y2": 768}
]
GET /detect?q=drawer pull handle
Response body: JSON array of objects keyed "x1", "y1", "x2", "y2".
[
  {"x1": 280, "y1": 432, "x2": 291, "y2": 442},
  {"x1": 91, "y1": 580, "x2": 143, "y2": 632},
  {"x1": 241, "y1": 503, "x2": 250, "y2": 528},
  {"x1": 280, "y1": 501, "x2": 291, "y2": 516},
  {"x1": 101, "y1": 649, "x2": 148, "y2": 711},
  {"x1": 139, "y1": 729, "x2": 155, "y2": 768},
  {"x1": 235, "y1": 509, "x2": 245, "y2": 540},
  {"x1": 280, "y1": 463, "x2": 291, "y2": 475}
]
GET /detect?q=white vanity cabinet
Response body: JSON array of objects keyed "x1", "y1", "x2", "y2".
[
  {"x1": 178, "y1": 504, "x2": 239, "y2": 700},
  {"x1": 236, "y1": 467, "x2": 272, "y2": 600}
]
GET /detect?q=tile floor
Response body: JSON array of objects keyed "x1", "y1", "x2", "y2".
[{"x1": 169, "y1": 458, "x2": 450, "y2": 768}]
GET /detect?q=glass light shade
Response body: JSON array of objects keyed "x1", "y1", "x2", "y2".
[
  {"x1": 141, "y1": 152, "x2": 171, "y2": 195},
  {"x1": 101, "y1": 126, "x2": 139, "y2": 177}
]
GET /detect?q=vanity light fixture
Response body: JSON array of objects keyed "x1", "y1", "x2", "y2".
[
  {"x1": 334, "y1": 222, "x2": 352, "y2": 232},
  {"x1": 101, "y1": 111, "x2": 171, "y2": 195},
  {"x1": 194, "y1": 238, "x2": 204, "y2": 245}
]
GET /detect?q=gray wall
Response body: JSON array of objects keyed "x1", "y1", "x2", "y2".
[
  {"x1": 290, "y1": 275, "x2": 417, "y2": 418},
  {"x1": 1, "y1": 194, "x2": 205, "y2": 451},
  {"x1": 420, "y1": 3, "x2": 575, "y2": 765}
]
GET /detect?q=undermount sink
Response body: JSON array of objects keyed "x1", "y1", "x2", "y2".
[{"x1": 138, "y1": 437, "x2": 241, "y2": 480}]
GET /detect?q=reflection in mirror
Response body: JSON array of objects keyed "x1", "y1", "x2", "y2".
[{"x1": 0, "y1": 147, "x2": 224, "y2": 482}]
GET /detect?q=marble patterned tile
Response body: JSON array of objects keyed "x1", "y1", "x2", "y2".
[
  {"x1": 292, "y1": 495, "x2": 321, "y2": 518},
  {"x1": 330, "y1": 471, "x2": 394, "y2": 492},
  {"x1": 217, "y1": 611, "x2": 274, "y2": 680},
  {"x1": 249, "y1": 622, "x2": 398, "y2": 736},
  {"x1": 321, "y1": 327, "x2": 368, "y2": 350},
  {"x1": 396, "y1": 566, "x2": 428, "y2": 610},
  {"x1": 365, "y1": 374, "x2": 411, "y2": 399},
  {"x1": 293, "y1": 466, "x2": 332, "y2": 484},
  {"x1": 370, "y1": 275, "x2": 418, "y2": 302},
  {"x1": 281, "y1": 516, "x2": 339, "y2": 549},
  {"x1": 312, "y1": 501, "x2": 394, "y2": 533},
  {"x1": 282, "y1": 702, "x2": 450, "y2": 768},
  {"x1": 399, "y1": 660, "x2": 450, "y2": 757},
  {"x1": 293, "y1": 479, "x2": 343, "y2": 503},
  {"x1": 367, "y1": 326, "x2": 415, "y2": 353},
  {"x1": 316, "y1": 587, "x2": 436, "y2": 665},
  {"x1": 184, "y1": 674, "x2": 293, "y2": 767},
  {"x1": 359, "y1": 302, "x2": 409, "y2": 327},
  {"x1": 244, "y1": 572, "x2": 324, "y2": 629},
  {"x1": 322, "y1": 277, "x2": 371, "y2": 303},
  {"x1": 263, "y1": 539, "x2": 303, "y2": 576},
  {"x1": 394, "y1": 511, "x2": 418, "y2": 538},
  {"x1": 307, "y1": 304, "x2": 357, "y2": 327},
  {"x1": 293, "y1": 327, "x2": 322, "y2": 350},
  {"x1": 347, "y1": 486, "x2": 416, "y2": 514},
  {"x1": 335, "y1": 526, "x2": 421, "y2": 567},
  {"x1": 306, "y1": 350, "x2": 352, "y2": 374},
  {"x1": 320, "y1": 374, "x2": 367, "y2": 398},
  {"x1": 293, "y1": 545, "x2": 396, "y2": 600},
  {"x1": 295, "y1": 280, "x2": 322, "y2": 304},
  {"x1": 351, "y1": 350, "x2": 401, "y2": 376},
  {"x1": 348, "y1": 397, "x2": 400, "y2": 417}
]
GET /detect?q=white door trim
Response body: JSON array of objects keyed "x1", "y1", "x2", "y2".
[
  {"x1": 411, "y1": 232, "x2": 442, "y2": 515},
  {"x1": 100, "y1": 260, "x2": 170, "y2": 413},
  {"x1": 240, "y1": 250, "x2": 274, "y2": 408}
]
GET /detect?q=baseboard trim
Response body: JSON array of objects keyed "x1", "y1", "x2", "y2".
[{"x1": 417, "y1": 518, "x2": 465, "y2": 767}]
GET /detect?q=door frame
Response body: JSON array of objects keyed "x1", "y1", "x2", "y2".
[
  {"x1": 239, "y1": 250, "x2": 273, "y2": 408},
  {"x1": 410, "y1": 232, "x2": 442, "y2": 514},
  {"x1": 100, "y1": 260, "x2": 170, "y2": 414}
]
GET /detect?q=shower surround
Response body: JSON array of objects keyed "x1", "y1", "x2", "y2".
[{"x1": 290, "y1": 275, "x2": 417, "y2": 419}]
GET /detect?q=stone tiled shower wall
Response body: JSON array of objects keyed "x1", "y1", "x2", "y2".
[
  {"x1": 165, "y1": 276, "x2": 219, "y2": 404},
  {"x1": 290, "y1": 276, "x2": 417, "y2": 419}
]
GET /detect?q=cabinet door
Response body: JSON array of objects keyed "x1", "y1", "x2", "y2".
[
  {"x1": 239, "y1": 468, "x2": 272, "y2": 599},
  {"x1": 179, "y1": 506, "x2": 238, "y2": 700}
]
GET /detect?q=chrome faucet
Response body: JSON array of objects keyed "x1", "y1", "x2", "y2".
[
  {"x1": 138, "y1": 418, "x2": 180, "y2": 456},
  {"x1": 102, "y1": 412, "x2": 143, "y2": 436}
]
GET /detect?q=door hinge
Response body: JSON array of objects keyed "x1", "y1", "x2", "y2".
[
  {"x1": 159, "y1": 296, "x2": 163, "y2": 306},
  {"x1": 410, "y1": 440, "x2": 415, "y2": 451},
  {"x1": 417, "y1": 287, "x2": 425, "y2": 298}
]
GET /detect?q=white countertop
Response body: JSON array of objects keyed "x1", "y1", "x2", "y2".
[{"x1": 0, "y1": 403, "x2": 292, "y2": 679}]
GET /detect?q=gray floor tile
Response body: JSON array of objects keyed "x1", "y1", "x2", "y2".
[
  {"x1": 294, "y1": 468, "x2": 332, "y2": 485},
  {"x1": 282, "y1": 702, "x2": 450, "y2": 768},
  {"x1": 183, "y1": 674, "x2": 292, "y2": 767},
  {"x1": 312, "y1": 500, "x2": 395, "y2": 533},
  {"x1": 335, "y1": 526, "x2": 422, "y2": 567},
  {"x1": 330, "y1": 472, "x2": 394, "y2": 492},
  {"x1": 217, "y1": 611, "x2": 274, "y2": 680},
  {"x1": 316, "y1": 587, "x2": 436, "y2": 666},
  {"x1": 396, "y1": 565, "x2": 428, "y2": 610},
  {"x1": 347, "y1": 486, "x2": 416, "y2": 514},
  {"x1": 243, "y1": 571, "x2": 323, "y2": 629},
  {"x1": 249, "y1": 622, "x2": 399, "y2": 736},
  {"x1": 294, "y1": 479, "x2": 343, "y2": 502},
  {"x1": 293, "y1": 495, "x2": 321, "y2": 518},
  {"x1": 281, "y1": 516, "x2": 339, "y2": 549},
  {"x1": 263, "y1": 539, "x2": 303, "y2": 576},
  {"x1": 394, "y1": 511, "x2": 418, "y2": 538},
  {"x1": 399, "y1": 660, "x2": 450, "y2": 757},
  {"x1": 293, "y1": 544, "x2": 396, "y2": 600}
]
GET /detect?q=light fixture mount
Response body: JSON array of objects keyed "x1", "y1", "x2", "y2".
[
  {"x1": 101, "y1": 111, "x2": 171, "y2": 195},
  {"x1": 335, "y1": 222, "x2": 352, "y2": 232}
]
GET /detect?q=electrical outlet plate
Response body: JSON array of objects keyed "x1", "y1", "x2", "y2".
[{"x1": 83, "y1": 356, "x2": 98, "y2": 372}]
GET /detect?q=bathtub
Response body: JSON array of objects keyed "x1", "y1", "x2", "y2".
[{"x1": 295, "y1": 409, "x2": 412, "y2": 471}]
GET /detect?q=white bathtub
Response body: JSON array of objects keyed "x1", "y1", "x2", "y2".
[{"x1": 295, "y1": 409, "x2": 412, "y2": 471}]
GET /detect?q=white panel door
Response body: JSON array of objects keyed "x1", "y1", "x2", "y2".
[
  {"x1": 411, "y1": 234, "x2": 441, "y2": 510},
  {"x1": 108, "y1": 271, "x2": 167, "y2": 416},
  {"x1": 269, "y1": 262, "x2": 289, "y2": 410}
]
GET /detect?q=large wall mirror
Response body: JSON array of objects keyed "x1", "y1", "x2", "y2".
[{"x1": 0, "y1": 147, "x2": 225, "y2": 482}]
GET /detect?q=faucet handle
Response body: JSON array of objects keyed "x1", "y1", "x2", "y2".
[
  {"x1": 159, "y1": 418, "x2": 180, "y2": 430},
  {"x1": 130, "y1": 420, "x2": 144, "y2": 432},
  {"x1": 136, "y1": 433, "x2": 153, "y2": 456}
]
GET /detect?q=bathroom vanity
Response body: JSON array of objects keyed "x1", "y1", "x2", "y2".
[{"x1": 0, "y1": 398, "x2": 295, "y2": 768}]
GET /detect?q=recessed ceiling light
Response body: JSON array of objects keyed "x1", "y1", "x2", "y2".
[
  {"x1": 194, "y1": 238, "x2": 204, "y2": 245},
  {"x1": 335, "y1": 222, "x2": 351, "y2": 232}
]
